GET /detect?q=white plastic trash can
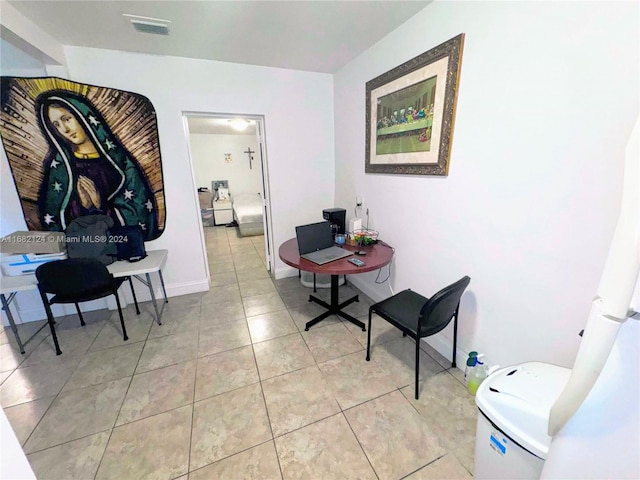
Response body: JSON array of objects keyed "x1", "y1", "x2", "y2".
[{"x1": 474, "y1": 362, "x2": 571, "y2": 480}]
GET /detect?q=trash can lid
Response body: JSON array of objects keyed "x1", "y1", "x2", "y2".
[{"x1": 475, "y1": 361, "x2": 571, "y2": 459}]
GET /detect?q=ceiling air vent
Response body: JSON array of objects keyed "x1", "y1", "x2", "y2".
[{"x1": 123, "y1": 14, "x2": 171, "y2": 36}]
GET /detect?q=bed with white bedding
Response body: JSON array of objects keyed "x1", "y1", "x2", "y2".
[{"x1": 232, "y1": 193, "x2": 264, "y2": 237}]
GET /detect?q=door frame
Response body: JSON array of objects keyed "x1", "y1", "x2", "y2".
[{"x1": 182, "y1": 111, "x2": 275, "y2": 277}]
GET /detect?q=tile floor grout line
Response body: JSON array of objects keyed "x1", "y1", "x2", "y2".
[
  {"x1": 341, "y1": 411, "x2": 382, "y2": 480},
  {"x1": 184, "y1": 297, "x2": 206, "y2": 477},
  {"x1": 399, "y1": 452, "x2": 448, "y2": 480},
  {"x1": 207, "y1": 230, "x2": 284, "y2": 479},
  {"x1": 91, "y1": 428, "x2": 114, "y2": 480},
  {"x1": 252, "y1": 343, "x2": 283, "y2": 479},
  {"x1": 92, "y1": 329, "x2": 149, "y2": 479},
  {"x1": 20, "y1": 341, "x2": 150, "y2": 449},
  {"x1": 210, "y1": 230, "x2": 281, "y2": 480},
  {"x1": 22, "y1": 427, "x2": 112, "y2": 457},
  {"x1": 112, "y1": 400, "x2": 197, "y2": 428},
  {"x1": 18, "y1": 312, "x2": 113, "y2": 453},
  {"x1": 2, "y1": 324, "x2": 49, "y2": 372},
  {"x1": 186, "y1": 363, "x2": 198, "y2": 477},
  {"x1": 268, "y1": 406, "x2": 339, "y2": 440},
  {"x1": 399, "y1": 385, "x2": 433, "y2": 422},
  {"x1": 110, "y1": 357, "x2": 197, "y2": 422},
  {"x1": 133, "y1": 355, "x2": 195, "y2": 376},
  {"x1": 271, "y1": 410, "x2": 349, "y2": 440},
  {"x1": 270, "y1": 437, "x2": 287, "y2": 480},
  {"x1": 17, "y1": 396, "x2": 57, "y2": 454},
  {"x1": 255, "y1": 359, "x2": 315, "y2": 383},
  {"x1": 188, "y1": 438, "x2": 280, "y2": 479},
  {"x1": 0, "y1": 332, "x2": 47, "y2": 391},
  {"x1": 339, "y1": 386, "x2": 403, "y2": 416},
  {"x1": 344, "y1": 386, "x2": 456, "y2": 480}
]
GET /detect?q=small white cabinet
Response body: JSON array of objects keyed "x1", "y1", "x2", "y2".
[{"x1": 213, "y1": 200, "x2": 233, "y2": 226}]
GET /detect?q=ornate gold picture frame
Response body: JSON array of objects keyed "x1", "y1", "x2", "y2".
[{"x1": 365, "y1": 34, "x2": 465, "y2": 176}]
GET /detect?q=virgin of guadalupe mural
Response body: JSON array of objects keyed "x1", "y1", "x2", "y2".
[{"x1": 0, "y1": 77, "x2": 165, "y2": 241}]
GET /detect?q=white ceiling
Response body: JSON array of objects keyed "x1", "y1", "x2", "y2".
[{"x1": 7, "y1": 0, "x2": 430, "y2": 74}]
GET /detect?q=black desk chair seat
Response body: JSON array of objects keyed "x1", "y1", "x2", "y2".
[
  {"x1": 366, "y1": 276, "x2": 471, "y2": 399},
  {"x1": 36, "y1": 258, "x2": 135, "y2": 355}
]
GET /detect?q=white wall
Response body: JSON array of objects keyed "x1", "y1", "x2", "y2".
[
  {"x1": 64, "y1": 47, "x2": 335, "y2": 281},
  {"x1": 333, "y1": 1, "x2": 639, "y2": 369},
  {"x1": 190, "y1": 133, "x2": 262, "y2": 197},
  {"x1": 0, "y1": 46, "x2": 334, "y2": 322},
  {"x1": 0, "y1": 40, "x2": 75, "y2": 324},
  {"x1": 0, "y1": 39, "x2": 47, "y2": 237},
  {"x1": 0, "y1": 2, "x2": 66, "y2": 65},
  {"x1": 0, "y1": 38, "x2": 47, "y2": 77}
]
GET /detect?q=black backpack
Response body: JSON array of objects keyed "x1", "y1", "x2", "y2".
[
  {"x1": 64, "y1": 215, "x2": 117, "y2": 265},
  {"x1": 109, "y1": 225, "x2": 147, "y2": 262}
]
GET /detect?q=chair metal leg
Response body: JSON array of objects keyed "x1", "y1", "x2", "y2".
[
  {"x1": 113, "y1": 291, "x2": 128, "y2": 341},
  {"x1": 452, "y1": 304, "x2": 459, "y2": 368},
  {"x1": 415, "y1": 338, "x2": 421, "y2": 399},
  {"x1": 366, "y1": 308, "x2": 373, "y2": 361},
  {"x1": 75, "y1": 303, "x2": 86, "y2": 326},
  {"x1": 403, "y1": 332, "x2": 407, "y2": 337},
  {"x1": 38, "y1": 286, "x2": 62, "y2": 355},
  {"x1": 128, "y1": 277, "x2": 140, "y2": 315},
  {"x1": 313, "y1": 273, "x2": 316, "y2": 293}
]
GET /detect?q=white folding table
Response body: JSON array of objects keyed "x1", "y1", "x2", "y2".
[{"x1": 107, "y1": 249, "x2": 169, "y2": 326}]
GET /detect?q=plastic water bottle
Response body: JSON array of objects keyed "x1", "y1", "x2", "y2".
[
  {"x1": 464, "y1": 351, "x2": 478, "y2": 386},
  {"x1": 468, "y1": 354, "x2": 487, "y2": 395}
]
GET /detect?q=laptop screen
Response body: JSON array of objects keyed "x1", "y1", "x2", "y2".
[{"x1": 295, "y1": 221, "x2": 334, "y2": 255}]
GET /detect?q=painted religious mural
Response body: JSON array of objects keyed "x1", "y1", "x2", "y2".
[{"x1": 0, "y1": 77, "x2": 165, "y2": 240}]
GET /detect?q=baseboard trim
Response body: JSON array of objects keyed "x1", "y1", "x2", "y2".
[
  {"x1": 1, "y1": 278, "x2": 211, "y2": 325},
  {"x1": 275, "y1": 266, "x2": 298, "y2": 280},
  {"x1": 115, "y1": 278, "x2": 210, "y2": 307}
]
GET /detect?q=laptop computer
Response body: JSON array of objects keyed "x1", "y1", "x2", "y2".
[{"x1": 295, "y1": 221, "x2": 353, "y2": 265}]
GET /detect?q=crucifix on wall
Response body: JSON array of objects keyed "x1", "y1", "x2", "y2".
[{"x1": 244, "y1": 147, "x2": 255, "y2": 170}]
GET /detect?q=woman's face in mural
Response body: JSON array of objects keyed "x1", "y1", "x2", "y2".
[{"x1": 48, "y1": 105, "x2": 88, "y2": 147}]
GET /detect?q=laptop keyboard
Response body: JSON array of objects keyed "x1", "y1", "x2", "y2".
[{"x1": 303, "y1": 246, "x2": 353, "y2": 265}]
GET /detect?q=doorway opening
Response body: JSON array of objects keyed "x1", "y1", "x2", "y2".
[{"x1": 183, "y1": 112, "x2": 274, "y2": 279}]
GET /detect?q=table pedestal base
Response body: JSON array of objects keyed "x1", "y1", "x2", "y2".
[{"x1": 305, "y1": 275, "x2": 366, "y2": 331}]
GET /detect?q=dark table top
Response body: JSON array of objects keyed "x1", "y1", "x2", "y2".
[{"x1": 278, "y1": 238, "x2": 394, "y2": 275}]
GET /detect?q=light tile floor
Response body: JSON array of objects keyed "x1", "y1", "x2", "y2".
[{"x1": 1, "y1": 226, "x2": 477, "y2": 479}]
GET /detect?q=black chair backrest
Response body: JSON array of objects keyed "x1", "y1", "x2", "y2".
[
  {"x1": 418, "y1": 276, "x2": 471, "y2": 337},
  {"x1": 36, "y1": 258, "x2": 113, "y2": 296}
]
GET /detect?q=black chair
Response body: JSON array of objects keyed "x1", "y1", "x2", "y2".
[
  {"x1": 366, "y1": 276, "x2": 471, "y2": 399},
  {"x1": 36, "y1": 258, "x2": 134, "y2": 355}
]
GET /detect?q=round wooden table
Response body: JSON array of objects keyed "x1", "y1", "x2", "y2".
[{"x1": 279, "y1": 238, "x2": 394, "y2": 330}]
